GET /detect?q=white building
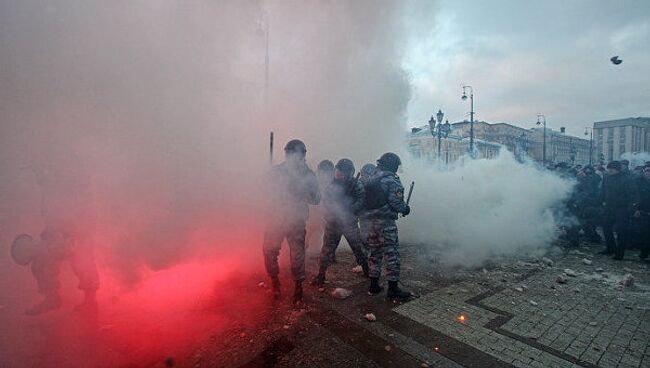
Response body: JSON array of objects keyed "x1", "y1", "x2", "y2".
[{"x1": 593, "y1": 117, "x2": 650, "y2": 162}]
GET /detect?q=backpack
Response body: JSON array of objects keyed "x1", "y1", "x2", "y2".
[{"x1": 364, "y1": 177, "x2": 388, "y2": 210}]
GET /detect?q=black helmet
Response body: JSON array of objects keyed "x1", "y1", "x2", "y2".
[
  {"x1": 284, "y1": 139, "x2": 307, "y2": 156},
  {"x1": 317, "y1": 160, "x2": 334, "y2": 173},
  {"x1": 335, "y1": 158, "x2": 355, "y2": 178},
  {"x1": 377, "y1": 152, "x2": 401, "y2": 173}
]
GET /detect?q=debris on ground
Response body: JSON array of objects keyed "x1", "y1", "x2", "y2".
[
  {"x1": 331, "y1": 288, "x2": 353, "y2": 299},
  {"x1": 514, "y1": 287, "x2": 524, "y2": 292},
  {"x1": 351, "y1": 265, "x2": 363, "y2": 273},
  {"x1": 595, "y1": 267, "x2": 604, "y2": 272},
  {"x1": 582, "y1": 258, "x2": 592, "y2": 265},
  {"x1": 384, "y1": 345, "x2": 392, "y2": 352},
  {"x1": 556, "y1": 275, "x2": 568, "y2": 284},
  {"x1": 318, "y1": 287, "x2": 325, "y2": 293},
  {"x1": 529, "y1": 300, "x2": 538, "y2": 306},
  {"x1": 564, "y1": 269, "x2": 578, "y2": 277},
  {"x1": 620, "y1": 274, "x2": 634, "y2": 287},
  {"x1": 482, "y1": 268, "x2": 488, "y2": 274},
  {"x1": 364, "y1": 313, "x2": 377, "y2": 322},
  {"x1": 541, "y1": 257, "x2": 554, "y2": 266},
  {"x1": 589, "y1": 322, "x2": 598, "y2": 326},
  {"x1": 282, "y1": 325, "x2": 290, "y2": 330},
  {"x1": 601, "y1": 272, "x2": 609, "y2": 279}
]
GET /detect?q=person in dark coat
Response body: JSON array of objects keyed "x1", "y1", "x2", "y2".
[
  {"x1": 263, "y1": 139, "x2": 320, "y2": 306},
  {"x1": 312, "y1": 159, "x2": 369, "y2": 287},
  {"x1": 600, "y1": 161, "x2": 637, "y2": 260}
]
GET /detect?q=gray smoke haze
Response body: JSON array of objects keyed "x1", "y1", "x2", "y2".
[
  {"x1": 0, "y1": 0, "x2": 419, "y2": 284},
  {"x1": 401, "y1": 152, "x2": 575, "y2": 267}
]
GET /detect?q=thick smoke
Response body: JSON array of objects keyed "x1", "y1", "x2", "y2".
[
  {"x1": 401, "y1": 151, "x2": 575, "y2": 267},
  {"x1": 0, "y1": 0, "x2": 415, "y2": 285}
]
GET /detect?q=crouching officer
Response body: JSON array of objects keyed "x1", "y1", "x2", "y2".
[
  {"x1": 312, "y1": 159, "x2": 369, "y2": 287},
  {"x1": 263, "y1": 139, "x2": 320, "y2": 306},
  {"x1": 360, "y1": 152, "x2": 412, "y2": 300}
]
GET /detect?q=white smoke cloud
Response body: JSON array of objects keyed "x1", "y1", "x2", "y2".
[
  {"x1": 400, "y1": 151, "x2": 575, "y2": 267},
  {"x1": 621, "y1": 151, "x2": 650, "y2": 169}
]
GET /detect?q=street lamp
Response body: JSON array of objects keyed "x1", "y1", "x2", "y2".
[
  {"x1": 584, "y1": 127, "x2": 593, "y2": 166},
  {"x1": 462, "y1": 85, "x2": 475, "y2": 157},
  {"x1": 536, "y1": 114, "x2": 547, "y2": 164},
  {"x1": 436, "y1": 109, "x2": 444, "y2": 159}
]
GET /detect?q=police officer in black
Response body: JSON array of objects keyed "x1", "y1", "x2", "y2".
[
  {"x1": 600, "y1": 161, "x2": 637, "y2": 260},
  {"x1": 576, "y1": 166, "x2": 603, "y2": 243},
  {"x1": 312, "y1": 159, "x2": 369, "y2": 287},
  {"x1": 263, "y1": 139, "x2": 320, "y2": 306}
]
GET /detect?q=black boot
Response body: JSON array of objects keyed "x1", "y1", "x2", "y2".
[
  {"x1": 367, "y1": 277, "x2": 383, "y2": 296},
  {"x1": 292, "y1": 281, "x2": 304, "y2": 307},
  {"x1": 361, "y1": 260, "x2": 369, "y2": 277},
  {"x1": 387, "y1": 281, "x2": 412, "y2": 300},
  {"x1": 271, "y1": 277, "x2": 281, "y2": 300}
]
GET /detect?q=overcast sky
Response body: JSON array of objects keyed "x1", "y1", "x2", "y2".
[{"x1": 403, "y1": 0, "x2": 650, "y2": 136}]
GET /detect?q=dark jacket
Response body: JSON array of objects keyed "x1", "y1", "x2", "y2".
[
  {"x1": 268, "y1": 161, "x2": 320, "y2": 223},
  {"x1": 601, "y1": 172, "x2": 637, "y2": 211},
  {"x1": 361, "y1": 169, "x2": 408, "y2": 220},
  {"x1": 324, "y1": 177, "x2": 365, "y2": 223},
  {"x1": 575, "y1": 173, "x2": 601, "y2": 208},
  {"x1": 636, "y1": 176, "x2": 650, "y2": 213}
]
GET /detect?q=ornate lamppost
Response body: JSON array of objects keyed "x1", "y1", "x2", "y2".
[
  {"x1": 584, "y1": 127, "x2": 593, "y2": 166},
  {"x1": 536, "y1": 114, "x2": 547, "y2": 164},
  {"x1": 462, "y1": 85, "x2": 475, "y2": 156}
]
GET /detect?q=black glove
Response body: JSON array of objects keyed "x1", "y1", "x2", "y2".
[{"x1": 402, "y1": 205, "x2": 411, "y2": 216}]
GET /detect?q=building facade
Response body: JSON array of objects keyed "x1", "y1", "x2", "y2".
[
  {"x1": 593, "y1": 117, "x2": 650, "y2": 162},
  {"x1": 407, "y1": 126, "x2": 500, "y2": 164},
  {"x1": 410, "y1": 120, "x2": 592, "y2": 166},
  {"x1": 451, "y1": 121, "x2": 534, "y2": 161},
  {"x1": 528, "y1": 128, "x2": 592, "y2": 166}
]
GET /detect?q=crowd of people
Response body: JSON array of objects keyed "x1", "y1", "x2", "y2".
[
  {"x1": 12, "y1": 138, "x2": 649, "y2": 314},
  {"x1": 262, "y1": 139, "x2": 412, "y2": 307},
  {"x1": 559, "y1": 159, "x2": 650, "y2": 260},
  {"x1": 263, "y1": 139, "x2": 650, "y2": 308}
]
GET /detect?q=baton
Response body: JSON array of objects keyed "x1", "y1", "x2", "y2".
[
  {"x1": 406, "y1": 181, "x2": 415, "y2": 205},
  {"x1": 269, "y1": 131, "x2": 275, "y2": 166}
]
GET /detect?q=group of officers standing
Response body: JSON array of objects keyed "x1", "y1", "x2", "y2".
[
  {"x1": 262, "y1": 139, "x2": 412, "y2": 307},
  {"x1": 563, "y1": 159, "x2": 650, "y2": 260}
]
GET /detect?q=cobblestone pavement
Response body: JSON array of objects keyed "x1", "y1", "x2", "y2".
[
  {"x1": 215, "y1": 241, "x2": 649, "y2": 368},
  {"x1": 395, "y1": 246, "x2": 650, "y2": 368},
  {"x1": 145, "y1": 240, "x2": 648, "y2": 368}
]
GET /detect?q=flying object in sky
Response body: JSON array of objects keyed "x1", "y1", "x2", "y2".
[{"x1": 610, "y1": 56, "x2": 623, "y2": 65}]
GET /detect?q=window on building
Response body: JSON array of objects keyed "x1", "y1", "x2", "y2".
[{"x1": 619, "y1": 126, "x2": 626, "y2": 155}]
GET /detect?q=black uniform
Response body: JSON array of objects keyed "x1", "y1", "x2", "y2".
[
  {"x1": 318, "y1": 175, "x2": 368, "y2": 276},
  {"x1": 576, "y1": 170, "x2": 603, "y2": 243},
  {"x1": 601, "y1": 171, "x2": 637, "y2": 258},
  {"x1": 263, "y1": 160, "x2": 320, "y2": 282}
]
